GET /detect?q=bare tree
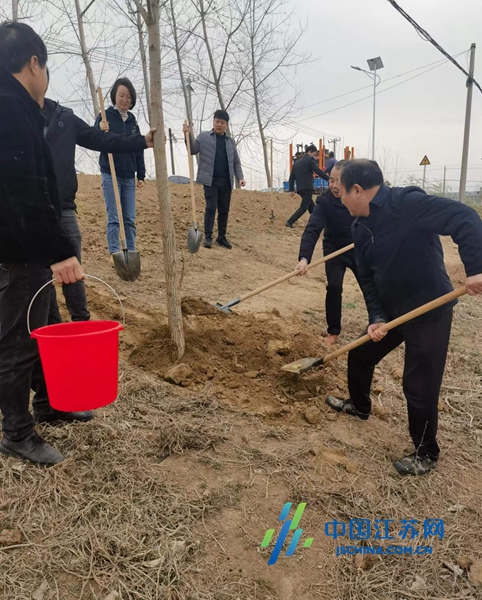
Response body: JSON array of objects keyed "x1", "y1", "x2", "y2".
[
  {"x1": 404, "y1": 174, "x2": 449, "y2": 196},
  {"x1": 168, "y1": 0, "x2": 194, "y2": 130},
  {"x1": 132, "y1": 0, "x2": 185, "y2": 359},
  {"x1": 240, "y1": 0, "x2": 307, "y2": 186},
  {"x1": 74, "y1": 0, "x2": 100, "y2": 115}
]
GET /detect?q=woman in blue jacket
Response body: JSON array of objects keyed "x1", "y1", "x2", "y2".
[{"x1": 95, "y1": 77, "x2": 145, "y2": 257}]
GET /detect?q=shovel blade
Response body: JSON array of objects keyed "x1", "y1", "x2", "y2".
[
  {"x1": 281, "y1": 357, "x2": 324, "y2": 374},
  {"x1": 187, "y1": 228, "x2": 203, "y2": 254},
  {"x1": 112, "y1": 250, "x2": 141, "y2": 282},
  {"x1": 215, "y1": 302, "x2": 233, "y2": 314}
]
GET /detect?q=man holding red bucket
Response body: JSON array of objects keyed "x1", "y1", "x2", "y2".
[{"x1": 0, "y1": 22, "x2": 89, "y2": 466}]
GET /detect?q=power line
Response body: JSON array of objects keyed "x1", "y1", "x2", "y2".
[
  {"x1": 386, "y1": 0, "x2": 482, "y2": 93},
  {"x1": 302, "y1": 51, "x2": 466, "y2": 111},
  {"x1": 299, "y1": 58, "x2": 461, "y2": 122}
]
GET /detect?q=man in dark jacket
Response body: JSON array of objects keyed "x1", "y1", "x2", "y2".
[
  {"x1": 326, "y1": 159, "x2": 482, "y2": 476},
  {"x1": 286, "y1": 145, "x2": 329, "y2": 228},
  {"x1": 295, "y1": 161, "x2": 360, "y2": 344},
  {"x1": 183, "y1": 110, "x2": 246, "y2": 249},
  {"x1": 42, "y1": 97, "x2": 154, "y2": 323},
  {"x1": 0, "y1": 22, "x2": 85, "y2": 466},
  {"x1": 325, "y1": 152, "x2": 337, "y2": 175}
]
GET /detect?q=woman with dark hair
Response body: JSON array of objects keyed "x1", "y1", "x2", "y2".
[{"x1": 94, "y1": 77, "x2": 145, "y2": 259}]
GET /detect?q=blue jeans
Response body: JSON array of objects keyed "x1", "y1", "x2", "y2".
[{"x1": 101, "y1": 173, "x2": 136, "y2": 253}]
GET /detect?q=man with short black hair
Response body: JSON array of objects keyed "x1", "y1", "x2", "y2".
[
  {"x1": 325, "y1": 159, "x2": 482, "y2": 475},
  {"x1": 286, "y1": 144, "x2": 329, "y2": 228},
  {"x1": 295, "y1": 161, "x2": 360, "y2": 345},
  {"x1": 183, "y1": 110, "x2": 246, "y2": 249},
  {"x1": 0, "y1": 21, "x2": 85, "y2": 465}
]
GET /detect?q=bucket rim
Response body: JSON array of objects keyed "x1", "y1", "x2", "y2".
[{"x1": 31, "y1": 320, "x2": 123, "y2": 339}]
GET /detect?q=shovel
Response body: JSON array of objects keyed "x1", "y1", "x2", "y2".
[
  {"x1": 281, "y1": 285, "x2": 467, "y2": 374},
  {"x1": 97, "y1": 87, "x2": 141, "y2": 282},
  {"x1": 184, "y1": 122, "x2": 203, "y2": 253},
  {"x1": 216, "y1": 243, "x2": 355, "y2": 312}
]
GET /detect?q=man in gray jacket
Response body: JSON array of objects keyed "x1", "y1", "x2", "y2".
[{"x1": 183, "y1": 110, "x2": 245, "y2": 249}]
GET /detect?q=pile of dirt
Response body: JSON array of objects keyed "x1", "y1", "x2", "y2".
[{"x1": 129, "y1": 297, "x2": 348, "y2": 418}]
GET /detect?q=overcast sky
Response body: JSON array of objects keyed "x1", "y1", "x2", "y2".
[{"x1": 288, "y1": 0, "x2": 482, "y2": 191}]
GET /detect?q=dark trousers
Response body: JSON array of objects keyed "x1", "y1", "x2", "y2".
[
  {"x1": 288, "y1": 190, "x2": 314, "y2": 225},
  {"x1": 0, "y1": 263, "x2": 52, "y2": 441},
  {"x1": 49, "y1": 209, "x2": 90, "y2": 324},
  {"x1": 203, "y1": 181, "x2": 232, "y2": 239},
  {"x1": 324, "y1": 246, "x2": 360, "y2": 335},
  {"x1": 348, "y1": 309, "x2": 453, "y2": 460}
]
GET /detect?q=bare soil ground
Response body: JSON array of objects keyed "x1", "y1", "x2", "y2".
[{"x1": 1, "y1": 176, "x2": 482, "y2": 600}]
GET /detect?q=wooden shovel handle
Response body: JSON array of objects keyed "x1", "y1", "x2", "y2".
[
  {"x1": 239, "y1": 243, "x2": 355, "y2": 302},
  {"x1": 97, "y1": 88, "x2": 127, "y2": 247},
  {"x1": 322, "y1": 286, "x2": 467, "y2": 365},
  {"x1": 184, "y1": 122, "x2": 198, "y2": 227}
]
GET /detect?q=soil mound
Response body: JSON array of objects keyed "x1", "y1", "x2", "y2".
[{"x1": 129, "y1": 298, "x2": 348, "y2": 416}]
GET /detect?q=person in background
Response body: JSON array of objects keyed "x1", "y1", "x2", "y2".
[
  {"x1": 0, "y1": 21, "x2": 84, "y2": 466},
  {"x1": 325, "y1": 159, "x2": 482, "y2": 476},
  {"x1": 325, "y1": 151, "x2": 337, "y2": 175},
  {"x1": 286, "y1": 144, "x2": 329, "y2": 228},
  {"x1": 295, "y1": 161, "x2": 361, "y2": 345},
  {"x1": 94, "y1": 77, "x2": 145, "y2": 261},
  {"x1": 42, "y1": 79, "x2": 154, "y2": 323},
  {"x1": 183, "y1": 110, "x2": 246, "y2": 249}
]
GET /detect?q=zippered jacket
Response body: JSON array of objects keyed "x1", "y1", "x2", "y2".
[{"x1": 353, "y1": 185, "x2": 482, "y2": 324}]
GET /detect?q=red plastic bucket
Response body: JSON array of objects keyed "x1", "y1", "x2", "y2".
[{"x1": 28, "y1": 276, "x2": 124, "y2": 412}]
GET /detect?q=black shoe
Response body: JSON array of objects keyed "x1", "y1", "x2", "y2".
[
  {"x1": 34, "y1": 409, "x2": 94, "y2": 424},
  {"x1": 285, "y1": 221, "x2": 294, "y2": 229},
  {"x1": 0, "y1": 432, "x2": 64, "y2": 466},
  {"x1": 393, "y1": 453, "x2": 437, "y2": 476},
  {"x1": 204, "y1": 237, "x2": 212, "y2": 249},
  {"x1": 325, "y1": 396, "x2": 369, "y2": 420},
  {"x1": 216, "y1": 237, "x2": 232, "y2": 249}
]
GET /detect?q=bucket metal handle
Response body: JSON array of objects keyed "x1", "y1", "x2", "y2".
[{"x1": 27, "y1": 274, "x2": 125, "y2": 334}]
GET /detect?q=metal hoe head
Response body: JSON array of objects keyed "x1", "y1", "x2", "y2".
[
  {"x1": 112, "y1": 249, "x2": 141, "y2": 282},
  {"x1": 215, "y1": 302, "x2": 233, "y2": 314},
  {"x1": 281, "y1": 356, "x2": 324, "y2": 374},
  {"x1": 187, "y1": 227, "x2": 203, "y2": 254}
]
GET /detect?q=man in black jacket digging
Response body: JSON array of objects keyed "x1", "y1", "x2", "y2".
[
  {"x1": 286, "y1": 145, "x2": 329, "y2": 228},
  {"x1": 41, "y1": 94, "x2": 154, "y2": 324},
  {"x1": 295, "y1": 161, "x2": 360, "y2": 345},
  {"x1": 325, "y1": 159, "x2": 482, "y2": 476},
  {"x1": 0, "y1": 22, "x2": 85, "y2": 465}
]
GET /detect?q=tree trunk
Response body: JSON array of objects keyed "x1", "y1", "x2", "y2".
[
  {"x1": 145, "y1": 0, "x2": 185, "y2": 359},
  {"x1": 12, "y1": 0, "x2": 18, "y2": 21},
  {"x1": 74, "y1": 0, "x2": 100, "y2": 116},
  {"x1": 249, "y1": 2, "x2": 270, "y2": 187},
  {"x1": 136, "y1": 10, "x2": 151, "y2": 124}
]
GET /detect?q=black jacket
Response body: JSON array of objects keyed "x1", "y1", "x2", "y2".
[
  {"x1": 43, "y1": 99, "x2": 147, "y2": 210},
  {"x1": 354, "y1": 185, "x2": 482, "y2": 325},
  {"x1": 289, "y1": 154, "x2": 329, "y2": 193},
  {"x1": 0, "y1": 73, "x2": 74, "y2": 265},
  {"x1": 299, "y1": 189, "x2": 355, "y2": 262},
  {"x1": 94, "y1": 106, "x2": 145, "y2": 181}
]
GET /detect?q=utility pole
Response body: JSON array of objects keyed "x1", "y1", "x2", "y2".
[
  {"x1": 328, "y1": 136, "x2": 341, "y2": 157},
  {"x1": 459, "y1": 43, "x2": 476, "y2": 203},
  {"x1": 443, "y1": 166, "x2": 447, "y2": 196},
  {"x1": 168, "y1": 128, "x2": 175, "y2": 175}
]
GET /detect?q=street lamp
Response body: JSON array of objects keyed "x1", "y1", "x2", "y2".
[{"x1": 351, "y1": 56, "x2": 384, "y2": 160}]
